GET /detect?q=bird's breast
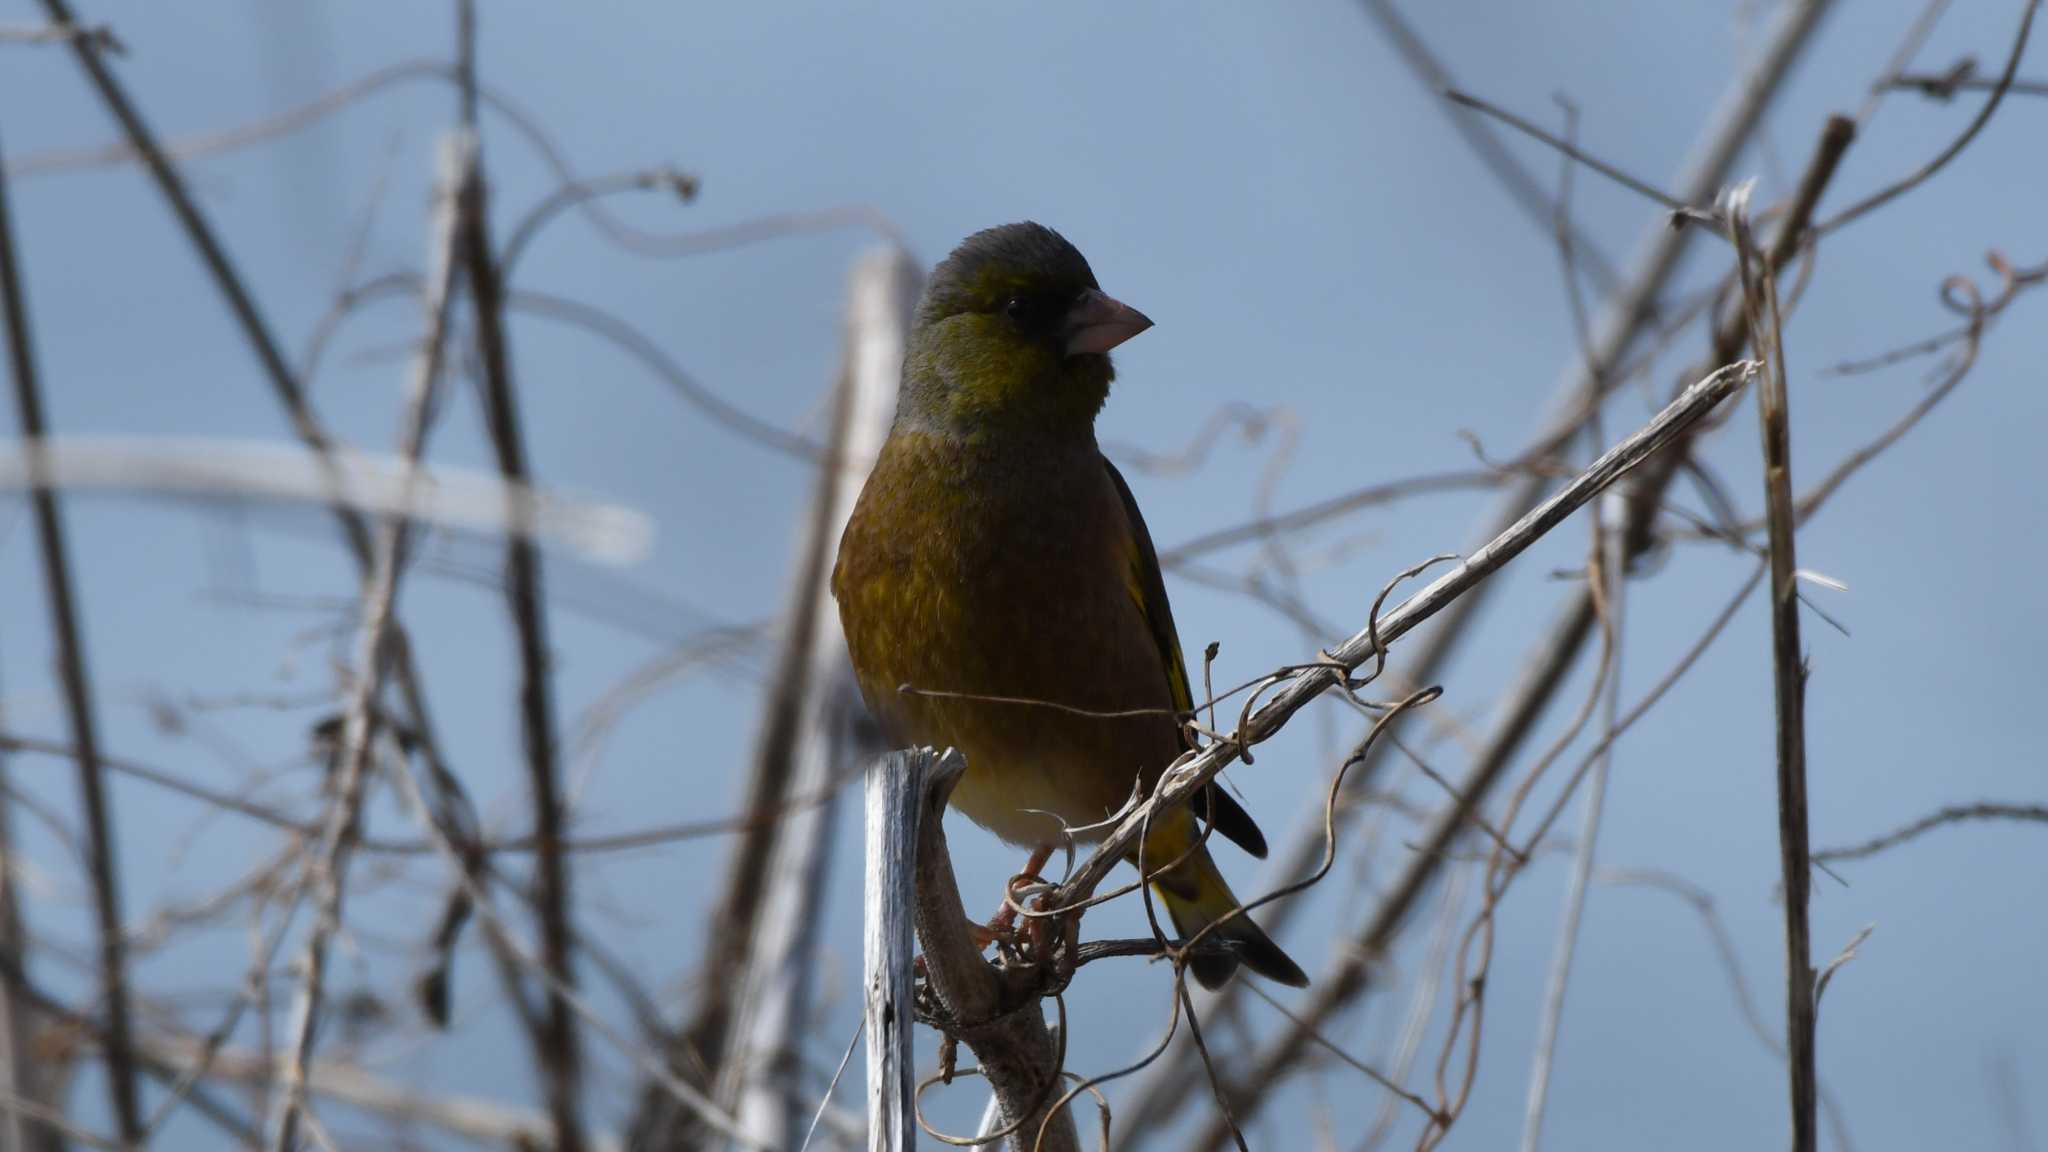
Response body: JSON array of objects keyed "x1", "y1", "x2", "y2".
[{"x1": 834, "y1": 434, "x2": 1181, "y2": 843}]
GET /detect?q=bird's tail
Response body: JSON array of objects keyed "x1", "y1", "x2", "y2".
[{"x1": 1142, "y1": 812, "x2": 1309, "y2": 990}]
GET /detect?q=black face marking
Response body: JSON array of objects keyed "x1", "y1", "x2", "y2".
[{"x1": 1000, "y1": 291, "x2": 1068, "y2": 341}]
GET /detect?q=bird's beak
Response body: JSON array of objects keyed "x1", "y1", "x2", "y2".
[{"x1": 1062, "y1": 289, "x2": 1153, "y2": 356}]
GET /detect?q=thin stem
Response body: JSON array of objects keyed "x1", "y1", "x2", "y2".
[
  {"x1": 1731, "y1": 185, "x2": 1817, "y2": 1152},
  {"x1": 1518, "y1": 512, "x2": 1625, "y2": 1151},
  {"x1": 1820, "y1": 0, "x2": 2041, "y2": 234},
  {"x1": 0, "y1": 122, "x2": 143, "y2": 1145},
  {"x1": 265, "y1": 131, "x2": 472, "y2": 1152},
  {"x1": 461, "y1": 44, "x2": 589, "y2": 1152}
]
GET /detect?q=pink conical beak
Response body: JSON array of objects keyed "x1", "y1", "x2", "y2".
[{"x1": 1061, "y1": 288, "x2": 1153, "y2": 356}]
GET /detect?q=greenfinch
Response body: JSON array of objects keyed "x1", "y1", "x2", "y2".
[{"x1": 833, "y1": 222, "x2": 1306, "y2": 989}]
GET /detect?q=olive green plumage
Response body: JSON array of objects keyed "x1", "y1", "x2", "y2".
[{"x1": 831, "y1": 222, "x2": 1305, "y2": 989}]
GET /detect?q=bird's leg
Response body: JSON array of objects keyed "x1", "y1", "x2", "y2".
[{"x1": 978, "y1": 844, "x2": 1055, "y2": 947}]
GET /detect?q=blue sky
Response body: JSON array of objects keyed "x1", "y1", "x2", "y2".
[{"x1": 1, "y1": 2, "x2": 2043, "y2": 1149}]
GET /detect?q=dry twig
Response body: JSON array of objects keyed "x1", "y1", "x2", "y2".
[
  {"x1": 1357, "y1": 0, "x2": 1619, "y2": 292},
  {"x1": 1168, "y1": 109, "x2": 1856, "y2": 1152},
  {"x1": 1813, "y1": 802, "x2": 2048, "y2": 864},
  {"x1": 265, "y1": 131, "x2": 472, "y2": 1152},
  {"x1": 635, "y1": 249, "x2": 918, "y2": 1149},
  {"x1": 1819, "y1": 0, "x2": 2041, "y2": 234},
  {"x1": 0, "y1": 122, "x2": 142, "y2": 1146},
  {"x1": 457, "y1": 21, "x2": 589, "y2": 1143},
  {"x1": 1729, "y1": 180, "x2": 1818, "y2": 1152},
  {"x1": 0, "y1": 20, "x2": 119, "y2": 49},
  {"x1": 1049, "y1": 361, "x2": 1753, "y2": 931},
  {"x1": 1120, "y1": 28, "x2": 1839, "y2": 1131}
]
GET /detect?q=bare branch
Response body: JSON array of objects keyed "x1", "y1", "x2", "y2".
[
  {"x1": 1729, "y1": 181, "x2": 1818, "y2": 1152},
  {"x1": 1444, "y1": 89, "x2": 1707, "y2": 220},
  {"x1": 0, "y1": 21, "x2": 119, "y2": 50},
  {"x1": 0, "y1": 953, "x2": 265, "y2": 1145},
  {"x1": 0, "y1": 437, "x2": 651, "y2": 563},
  {"x1": 382, "y1": 741, "x2": 768, "y2": 1148},
  {"x1": 143, "y1": 1037, "x2": 623, "y2": 1152},
  {"x1": 0, "y1": 738, "x2": 56, "y2": 1152},
  {"x1": 1852, "y1": 0, "x2": 1956, "y2": 124},
  {"x1": 1781, "y1": 254, "x2": 2044, "y2": 529},
  {"x1": 498, "y1": 166, "x2": 700, "y2": 280},
  {"x1": 1158, "y1": 469, "x2": 1503, "y2": 566},
  {"x1": 876, "y1": 748, "x2": 1079, "y2": 1152},
  {"x1": 1886, "y1": 67, "x2": 2048, "y2": 98},
  {"x1": 800, "y1": 1020, "x2": 865, "y2": 1152},
  {"x1": 1812, "y1": 925, "x2": 1874, "y2": 1012},
  {"x1": 1519, "y1": 501, "x2": 1626, "y2": 1152},
  {"x1": 1357, "y1": 0, "x2": 1619, "y2": 293},
  {"x1": 1814, "y1": 802, "x2": 2048, "y2": 864},
  {"x1": 7, "y1": 59, "x2": 457, "y2": 179},
  {"x1": 0, "y1": 121, "x2": 144, "y2": 1144},
  {"x1": 1515, "y1": 561, "x2": 1766, "y2": 860},
  {"x1": 0, "y1": 1093, "x2": 121, "y2": 1152},
  {"x1": 1126, "y1": 34, "x2": 1839, "y2": 1134},
  {"x1": 508, "y1": 288, "x2": 822, "y2": 461},
  {"x1": 1053, "y1": 359, "x2": 1753, "y2": 929},
  {"x1": 17, "y1": 36, "x2": 626, "y2": 1108},
  {"x1": 862, "y1": 751, "x2": 931, "y2": 1152},
  {"x1": 634, "y1": 249, "x2": 918, "y2": 1149},
  {"x1": 1820, "y1": 0, "x2": 2041, "y2": 234},
  {"x1": 458, "y1": 22, "x2": 588, "y2": 1143},
  {"x1": 1173, "y1": 105, "x2": 1854, "y2": 1131},
  {"x1": 35, "y1": 0, "x2": 376, "y2": 560},
  {"x1": 730, "y1": 249, "x2": 917, "y2": 1147},
  {"x1": 1594, "y1": 867, "x2": 1858, "y2": 1152},
  {"x1": 266, "y1": 130, "x2": 472, "y2": 1152}
]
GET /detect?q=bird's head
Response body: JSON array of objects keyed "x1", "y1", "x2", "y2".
[{"x1": 900, "y1": 222, "x2": 1152, "y2": 439}]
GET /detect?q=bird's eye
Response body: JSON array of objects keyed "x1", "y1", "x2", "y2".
[{"x1": 1003, "y1": 296, "x2": 1027, "y2": 320}]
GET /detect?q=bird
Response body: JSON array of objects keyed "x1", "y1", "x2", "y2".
[{"x1": 832, "y1": 221, "x2": 1307, "y2": 989}]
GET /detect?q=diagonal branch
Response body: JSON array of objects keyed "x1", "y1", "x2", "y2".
[
  {"x1": 727, "y1": 248, "x2": 919, "y2": 1147},
  {"x1": 1114, "y1": 28, "x2": 1843, "y2": 1128},
  {"x1": 1046, "y1": 360, "x2": 1753, "y2": 932},
  {"x1": 35, "y1": 0, "x2": 371, "y2": 560},
  {"x1": 0, "y1": 123, "x2": 143, "y2": 1146},
  {"x1": 32, "y1": 12, "x2": 505, "y2": 988},
  {"x1": 456, "y1": 16, "x2": 588, "y2": 1144},
  {"x1": 0, "y1": 740, "x2": 55, "y2": 1152},
  {"x1": 1819, "y1": 0, "x2": 2040, "y2": 234},
  {"x1": 1357, "y1": 0, "x2": 1619, "y2": 293},
  {"x1": 635, "y1": 253, "x2": 917, "y2": 1150},
  {"x1": 264, "y1": 130, "x2": 473, "y2": 1152},
  {"x1": 1173, "y1": 112, "x2": 1856, "y2": 1152}
]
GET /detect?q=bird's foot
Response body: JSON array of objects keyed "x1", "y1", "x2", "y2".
[
  {"x1": 966, "y1": 917, "x2": 1013, "y2": 952},
  {"x1": 980, "y1": 900, "x2": 1021, "y2": 946},
  {"x1": 972, "y1": 845, "x2": 1057, "y2": 956},
  {"x1": 1016, "y1": 904, "x2": 1058, "y2": 965}
]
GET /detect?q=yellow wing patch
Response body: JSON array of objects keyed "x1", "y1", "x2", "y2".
[
  {"x1": 1122, "y1": 540, "x2": 1194, "y2": 716},
  {"x1": 1104, "y1": 459, "x2": 1195, "y2": 722},
  {"x1": 1106, "y1": 456, "x2": 1270, "y2": 858}
]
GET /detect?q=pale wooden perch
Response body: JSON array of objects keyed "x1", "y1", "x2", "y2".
[
  {"x1": 733, "y1": 247, "x2": 921, "y2": 1146},
  {"x1": 864, "y1": 748, "x2": 1080, "y2": 1152}
]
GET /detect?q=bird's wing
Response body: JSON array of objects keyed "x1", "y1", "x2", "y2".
[{"x1": 1102, "y1": 457, "x2": 1268, "y2": 859}]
